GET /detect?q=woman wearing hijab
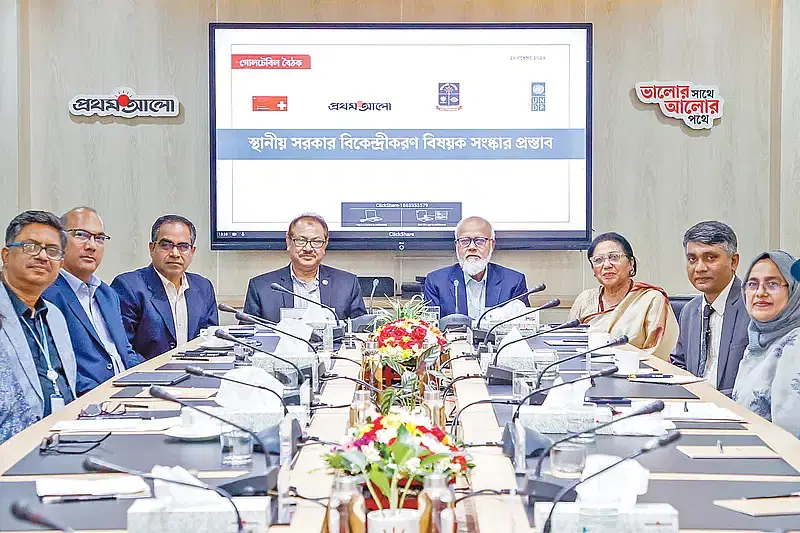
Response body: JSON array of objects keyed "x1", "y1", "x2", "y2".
[
  {"x1": 569, "y1": 232, "x2": 679, "y2": 360},
  {"x1": 732, "y1": 250, "x2": 800, "y2": 438},
  {"x1": 1, "y1": 311, "x2": 39, "y2": 443}
]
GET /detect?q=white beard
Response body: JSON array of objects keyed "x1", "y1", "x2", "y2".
[{"x1": 458, "y1": 252, "x2": 492, "y2": 279}]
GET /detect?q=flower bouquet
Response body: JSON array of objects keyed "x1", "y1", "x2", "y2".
[{"x1": 324, "y1": 410, "x2": 473, "y2": 513}]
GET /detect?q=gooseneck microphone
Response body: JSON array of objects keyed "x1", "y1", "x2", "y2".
[
  {"x1": 148, "y1": 386, "x2": 278, "y2": 496},
  {"x1": 369, "y1": 278, "x2": 379, "y2": 314},
  {"x1": 270, "y1": 282, "x2": 340, "y2": 323},
  {"x1": 10, "y1": 501, "x2": 75, "y2": 532},
  {"x1": 491, "y1": 318, "x2": 582, "y2": 367},
  {"x1": 83, "y1": 457, "x2": 244, "y2": 533},
  {"x1": 541, "y1": 431, "x2": 682, "y2": 533},
  {"x1": 534, "y1": 335, "x2": 629, "y2": 388},
  {"x1": 481, "y1": 298, "x2": 561, "y2": 352},
  {"x1": 184, "y1": 365, "x2": 288, "y2": 415},
  {"x1": 215, "y1": 330, "x2": 306, "y2": 386},
  {"x1": 475, "y1": 283, "x2": 546, "y2": 329},
  {"x1": 532, "y1": 400, "x2": 665, "y2": 478},
  {"x1": 512, "y1": 365, "x2": 619, "y2": 422},
  {"x1": 453, "y1": 279, "x2": 460, "y2": 314},
  {"x1": 217, "y1": 305, "x2": 319, "y2": 354}
]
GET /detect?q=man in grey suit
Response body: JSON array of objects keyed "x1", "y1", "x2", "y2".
[
  {"x1": 244, "y1": 213, "x2": 366, "y2": 323},
  {"x1": 0, "y1": 211, "x2": 78, "y2": 436},
  {"x1": 671, "y1": 221, "x2": 749, "y2": 393}
]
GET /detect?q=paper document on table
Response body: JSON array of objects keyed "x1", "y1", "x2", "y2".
[
  {"x1": 51, "y1": 417, "x2": 181, "y2": 433},
  {"x1": 677, "y1": 445, "x2": 780, "y2": 459},
  {"x1": 714, "y1": 496, "x2": 800, "y2": 516},
  {"x1": 662, "y1": 402, "x2": 745, "y2": 422},
  {"x1": 37, "y1": 476, "x2": 151, "y2": 498},
  {"x1": 136, "y1": 387, "x2": 217, "y2": 399},
  {"x1": 629, "y1": 376, "x2": 705, "y2": 385}
]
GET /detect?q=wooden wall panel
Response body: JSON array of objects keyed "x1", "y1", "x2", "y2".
[
  {"x1": 8, "y1": 0, "x2": 785, "y2": 305},
  {"x1": 0, "y1": 1, "x2": 20, "y2": 223},
  {"x1": 780, "y1": 0, "x2": 800, "y2": 254}
]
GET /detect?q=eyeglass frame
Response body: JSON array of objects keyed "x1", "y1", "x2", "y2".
[
  {"x1": 588, "y1": 252, "x2": 629, "y2": 267},
  {"x1": 38, "y1": 432, "x2": 111, "y2": 455},
  {"x1": 744, "y1": 280, "x2": 789, "y2": 294},
  {"x1": 288, "y1": 237, "x2": 327, "y2": 249},
  {"x1": 153, "y1": 238, "x2": 194, "y2": 254},
  {"x1": 79, "y1": 402, "x2": 126, "y2": 418},
  {"x1": 6, "y1": 241, "x2": 65, "y2": 261},
  {"x1": 455, "y1": 236, "x2": 493, "y2": 248},
  {"x1": 67, "y1": 228, "x2": 111, "y2": 245}
]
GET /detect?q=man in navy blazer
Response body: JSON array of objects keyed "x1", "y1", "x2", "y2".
[
  {"x1": 43, "y1": 208, "x2": 144, "y2": 394},
  {"x1": 244, "y1": 213, "x2": 365, "y2": 323},
  {"x1": 424, "y1": 216, "x2": 528, "y2": 319},
  {"x1": 671, "y1": 221, "x2": 749, "y2": 393},
  {"x1": 111, "y1": 215, "x2": 218, "y2": 359}
]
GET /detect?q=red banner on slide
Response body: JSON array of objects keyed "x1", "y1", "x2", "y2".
[{"x1": 232, "y1": 54, "x2": 311, "y2": 70}]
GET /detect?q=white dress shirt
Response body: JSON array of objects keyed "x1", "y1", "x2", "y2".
[
  {"x1": 155, "y1": 269, "x2": 189, "y2": 346},
  {"x1": 464, "y1": 269, "x2": 487, "y2": 321},
  {"x1": 60, "y1": 269, "x2": 125, "y2": 374},
  {"x1": 703, "y1": 276, "x2": 735, "y2": 388},
  {"x1": 290, "y1": 266, "x2": 321, "y2": 309}
]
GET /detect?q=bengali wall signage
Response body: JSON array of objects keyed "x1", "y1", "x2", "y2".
[
  {"x1": 69, "y1": 86, "x2": 179, "y2": 118},
  {"x1": 635, "y1": 81, "x2": 724, "y2": 130}
]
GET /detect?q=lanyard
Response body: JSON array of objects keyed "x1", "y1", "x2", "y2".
[{"x1": 21, "y1": 312, "x2": 62, "y2": 396}]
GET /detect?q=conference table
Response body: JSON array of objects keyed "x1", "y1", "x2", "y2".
[{"x1": 1, "y1": 331, "x2": 799, "y2": 532}]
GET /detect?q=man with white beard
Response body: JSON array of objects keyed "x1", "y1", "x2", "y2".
[{"x1": 423, "y1": 216, "x2": 529, "y2": 320}]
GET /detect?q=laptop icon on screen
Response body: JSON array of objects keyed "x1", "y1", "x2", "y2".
[{"x1": 359, "y1": 209, "x2": 383, "y2": 223}]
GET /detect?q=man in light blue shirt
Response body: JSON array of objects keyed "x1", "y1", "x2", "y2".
[{"x1": 43, "y1": 207, "x2": 143, "y2": 394}]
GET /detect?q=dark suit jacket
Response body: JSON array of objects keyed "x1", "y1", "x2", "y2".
[
  {"x1": 243, "y1": 264, "x2": 366, "y2": 323},
  {"x1": 423, "y1": 263, "x2": 528, "y2": 317},
  {"x1": 43, "y1": 273, "x2": 144, "y2": 394},
  {"x1": 110, "y1": 264, "x2": 218, "y2": 360},
  {"x1": 670, "y1": 276, "x2": 749, "y2": 392}
]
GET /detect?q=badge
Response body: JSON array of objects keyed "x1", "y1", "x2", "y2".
[{"x1": 46, "y1": 369, "x2": 59, "y2": 382}]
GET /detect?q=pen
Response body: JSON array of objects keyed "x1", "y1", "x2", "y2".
[
  {"x1": 173, "y1": 358, "x2": 211, "y2": 362},
  {"x1": 743, "y1": 491, "x2": 800, "y2": 500},
  {"x1": 717, "y1": 439, "x2": 724, "y2": 454},
  {"x1": 41, "y1": 495, "x2": 119, "y2": 504},
  {"x1": 123, "y1": 404, "x2": 150, "y2": 409},
  {"x1": 628, "y1": 373, "x2": 673, "y2": 379}
]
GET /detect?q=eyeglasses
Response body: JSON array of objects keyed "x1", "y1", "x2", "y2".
[
  {"x1": 744, "y1": 280, "x2": 789, "y2": 294},
  {"x1": 7, "y1": 241, "x2": 64, "y2": 261},
  {"x1": 39, "y1": 432, "x2": 111, "y2": 455},
  {"x1": 68, "y1": 229, "x2": 110, "y2": 245},
  {"x1": 589, "y1": 252, "x2": 627, "y2": 267},
  {"x1": 290, "y1": 237, "x2": 327, "y2": 249},
  {"x1": 455, "y1": 237, "x2": 491, "y2": 248},
  {"x1": 155, "y1": 239, "x2": 193, "y2": 253},
  {"x1": 79, "y1": 402, "x2": 126, "y2": 418}
]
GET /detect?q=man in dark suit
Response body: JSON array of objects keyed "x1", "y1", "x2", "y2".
[
  {"x1": 244, "y1": 213, "x2": 365, "y2": 323},
  {"x1": 44, "y1": 207, "x2": 143, "y2": 394},
  {"x1": 424, "y1": 216, "x2": 528, "y2": 319},
  {"x1": 671, "y1": 221, "x2": 749, "y2": 393},
  {"x1": 111, "y1": 215, "x2": 218, "y2": 359}
]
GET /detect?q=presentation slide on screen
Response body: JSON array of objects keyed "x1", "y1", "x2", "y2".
[{"x1": 211, "y1": 25, "x2": 590, "y2": 249}]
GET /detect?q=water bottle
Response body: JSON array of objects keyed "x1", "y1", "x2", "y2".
[
  {"x1": 323, "y1": 322, "x2": 334, "y2": 352},
  {"x1": 418, "y1": 473, "x2": 456, "y2": 533},
  {"x1": 277, "y1": 463, "x2": 293, "y2": 523},
  {"x1": 514, "y1": 419, "x2": 527, "y2": 474},
  {"x1": 349, "y1": 390, "x2": 377, "y2": 429},
  {"x1": 422, "y1": 389, "x2": 446, "y2": 429},
  {"x1": 327, "y1": 475, "x2": 366, "y2": 533},
  {"x1": 279, "y1": 417, "x2": 294, "y2": 466}
]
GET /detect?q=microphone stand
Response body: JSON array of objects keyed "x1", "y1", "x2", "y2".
[
  {"x1": 541, "y1": 431, "x2": 682, "y2": 533},
  {"x1": 270, "y1": 282, "x2": 340, "y2": 323},
  {"x1": 369, "y1": 279, "x2": 379, "y2": 314},
  {"x1": 82, "y1": 457, "x2": 244, "y2": 533},
  {"x1": 184, "y1": 366, "x2": 288, "y2": 415}
]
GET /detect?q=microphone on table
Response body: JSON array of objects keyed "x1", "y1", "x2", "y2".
[
  {"x1": 534, "y1": 335, "x2": 629, "y2": 389},
  {"x1": 532, "y1": 400, "x2": 665, "y2": 479},
  {"x1": 215, "y1": 330, "x2": 307, "y2": 387},
  {"x1": 475, "y1": 283, "x2": 546, "y2": 330},
  {"x1": 10, "y1": 501, "x2": 76, "y2": 533},
  {"x1": 184, "y1": 365, "x2": 288, "y2": 415},
  {"x1": 541, "y1": 431, "x2": 682, "y2": 533},
  {"x1": 82, "y1": 457, "x2": 244, "y2": 533},
  {"x1": 148, "y1": 385, "x2": 280, "y2": 496},
  {"x1": 481, "y1": 318, "x2": 582, "y2": 383},
  {"x1": 369, "y1": 278, "x2": 379, "y2": 314},
  {"x1": 218, "y1": 305, "x2": 319, "y2": 354},
  {"x1": 270, "y1": 282, "x2": 340, "y2": 324}
]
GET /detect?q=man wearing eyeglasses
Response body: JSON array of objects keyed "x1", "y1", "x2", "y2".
[
  {"x1": 111, "y1": 215, "x2": 218, "y2": 359},
  {"x1": 424, "y1": 216, "x2": 528, "y2": 320},
  {"x1": 671, "y1": 221, "x2": 749, "y2": 394},
  {"x1": 0, "y1": 210, "x2": 77, "y2": 427},
  {"x1": 42, "y1": 207, "x2": 144, "y2": 394},
  {"x1": 244, "y1": 213, "x2": 366, "y2": 323}
]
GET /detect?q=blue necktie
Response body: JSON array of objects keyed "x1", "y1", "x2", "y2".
[{"x1": 698, "y1": 304, "x2": 714, "y2": 376}]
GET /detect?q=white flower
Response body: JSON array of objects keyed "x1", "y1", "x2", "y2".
[
  {"x1": 404, "y1": 457, "x2": 421, "y2": 473},
  {"x1": 421, "y1": 434, "x2": 450, "y2": 454},
  {"x1": 376, "y1": 428, "x2": 394, "y2": 444},
  {"x1": 362, "y1": 444, "x2": 381, "y2": 463}
]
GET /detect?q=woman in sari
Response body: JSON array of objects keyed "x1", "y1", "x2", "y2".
[
  {"x1": 732, "y1": 251, "x2": 800, "y2": 438},
  {"x1": 569, "y1": 232, "x2": 678, "y2": 360}
]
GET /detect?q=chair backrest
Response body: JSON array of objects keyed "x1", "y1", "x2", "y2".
[{"x1": 668, "y1": 295, "x2": 698, "y2": 321}]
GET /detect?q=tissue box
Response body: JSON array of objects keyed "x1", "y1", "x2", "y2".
[
  {"x1": 518, "y1": 405, "x2": 670, "y2": 436},
  {"x1": 197, "y1": 406, "x2": 283, "y2": 433},
  {"x1": 127, "y1": 496, "x2": 271, "y2": 533},
  {"x1": 533, "y1": 502, "x2": 678, "y2": 533},
  {"x1": 252, "y1": 353, "x2": 329, "y2": 373}
]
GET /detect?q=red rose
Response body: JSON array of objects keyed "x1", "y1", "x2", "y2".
[
  {"x1": 430, "y1": 426, "x2": 446, "y2": 441},
  {"x1": 411, "y1": 327, "x2": 427, "y2": 340}
]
